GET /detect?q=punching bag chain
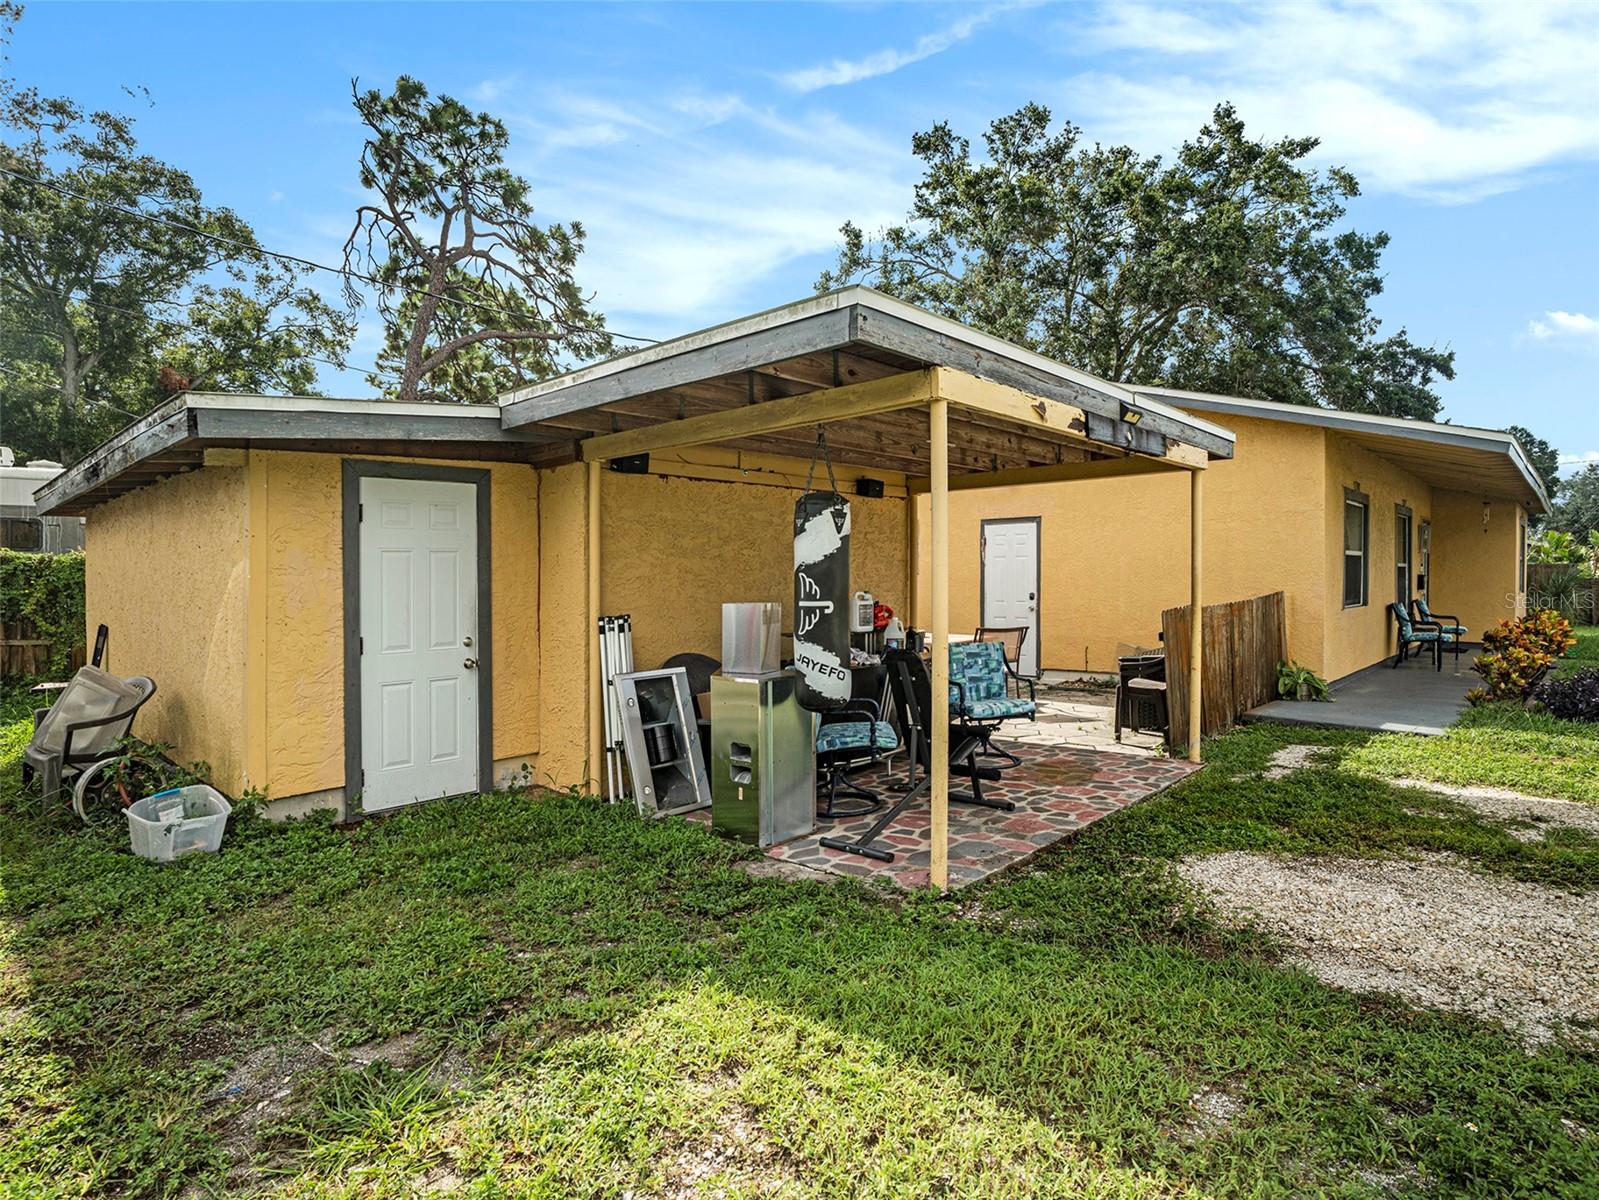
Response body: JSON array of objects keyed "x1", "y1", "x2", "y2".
[{"x1": 804, "y1": 427, "x2": 840, "y2": 497}]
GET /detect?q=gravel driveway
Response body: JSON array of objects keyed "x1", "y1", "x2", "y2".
[{"x1": 1178, "y1": 851, "x2": 1599, "y2": 1049}]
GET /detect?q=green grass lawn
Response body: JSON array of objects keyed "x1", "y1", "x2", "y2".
[
  {"x1": 1553, "y1": 625, "x2": 1599, "y2": 678},
  {"x1": 1347, "y1": 701, "x2": 1599, "y2": 803},
  {"x1": 2, "y1": 701, "x2": 1597, "y2": 1198}
]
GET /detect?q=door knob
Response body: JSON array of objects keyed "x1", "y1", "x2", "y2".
[{"x1": 463, "y1": 657, "x2": 478, "y2": 670}]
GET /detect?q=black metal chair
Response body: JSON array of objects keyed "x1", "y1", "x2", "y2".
[
  {"x1": 1114, "y1": 653, "x2": 1168, "y2": 742},
  {"x1": 815, "y1": 699, "x2": 898, "y2": 819},
  {"x1": 1409, "y1": 599, "x2": 1465, "y2": 668},
  {"x1": 1390, "y1": 603, "x2": 1453, "y2": 670},
  {"x1": 661, "y1": 652, "x2": 719, "y2": 775},
  {"x1": 819, "y1": 649, "x2": 1013, "y2": 864},
  {"x1": 22, "y1": 667, "x2": 157, "y2": 811}
]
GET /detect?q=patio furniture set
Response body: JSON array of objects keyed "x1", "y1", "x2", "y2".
[{"x1": 1391, "y1": 597, "x2": 1469, "y2": 670}]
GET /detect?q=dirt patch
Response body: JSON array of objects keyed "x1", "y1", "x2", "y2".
[
  {"x1": 737, "y1": 858, "x2": 842, "y2": 885},
  {"x1": 1178, "y1": 851, "x2": 1599, "y2": 1049},
  {"x1": 659, "y1": 1072, "x2": 798, "y2": 1199},
  {"x1": 204, "y1": 1029, "x2": 473, "y2": 1186},
  {"x1": 1393, "y1": 779, "x2": 1599, "y2": 842},
  {"x1": 1261, "y1": 744, "x2": 1336, "y2": 780}
]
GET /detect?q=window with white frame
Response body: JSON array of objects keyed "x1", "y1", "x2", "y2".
[{"x1": 1343, "y1": 489, "x2": 1369, "y2": 608}]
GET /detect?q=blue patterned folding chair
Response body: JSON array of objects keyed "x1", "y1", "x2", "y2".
[
  {"x1": 1390, "y1": 602, "x2": 1454, "y2": 671},
  {"x1": 948, "y1": 641, "x2": 1036, "y2": 768},
  {"x1": 1411, "y1": 598, "x2": 1466, "y2": 668}
]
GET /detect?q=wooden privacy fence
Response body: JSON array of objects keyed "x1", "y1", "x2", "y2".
[
  {"x1": 1161, "y1": 591, "x2": 1287, "y2": 749},
  {"x1": 0, "y1": 617, "x2": 84, "y2": 678},
  {"x1": 1525, "y1": 562, "x2": 1598, "y2": 626}
]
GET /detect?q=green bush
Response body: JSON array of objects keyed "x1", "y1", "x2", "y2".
[
  {"x1": 0, "y1": 549, "x2": 86, "y2": 676},
  {"x1": 1469, "y1": 608, "x2": 1576, "y2": 703}
]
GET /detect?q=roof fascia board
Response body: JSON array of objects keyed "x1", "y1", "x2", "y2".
[
  {"x1": 35, "y1": 406, "x2": 192, "y2": 515},
  {"x1": 853, "y1": 304, "x2": 1230, "y2": 458},
  {"x1": 1137, "y1": 386, "x2": 1549, "y2": 512},
  {"x1": 500, "y1": 306, "x2": 857, "y2": 427}
]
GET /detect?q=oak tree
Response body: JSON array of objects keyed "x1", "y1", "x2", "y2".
[{"x1": 821, "y1": 103, "x2": 1455, "y2": 420}]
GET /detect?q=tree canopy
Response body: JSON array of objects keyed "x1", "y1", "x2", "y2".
[
  {"x1": 1505, "y1": 424, "x2": 1562, "y2": 505},
  {"x1": 1548, "y1": 465, "x2": 1599, "y2": 539},
  {"x1": 345, "y1": 76, "x2": 612, "y2": 404},
  {"x1": 0, "y1": 5, "x2": 351, "y2": 462},
  {"x1": 820, "y1": 103, "x2": 1455, "y2": 420}
]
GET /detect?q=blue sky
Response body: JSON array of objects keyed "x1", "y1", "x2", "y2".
[{"x1": 12, "y1": 1, "x2": 1599, "y2": 470}]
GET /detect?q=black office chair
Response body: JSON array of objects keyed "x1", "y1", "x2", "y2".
[{"x1": 661, "y1": 653, "x2": 719, "y2": 775}]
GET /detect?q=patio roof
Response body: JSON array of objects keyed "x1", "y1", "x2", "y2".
[
  {"x1": 499, "y1": 287, "x2": 1236, "y2": 476},
  {"x1": 1134, "y1": 385, "x2": 1550, "y2": 514}
]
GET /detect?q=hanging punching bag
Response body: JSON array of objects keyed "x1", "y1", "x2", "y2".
[{"x1": 793, "y1": 489, "x2": 852, "y2": 711}]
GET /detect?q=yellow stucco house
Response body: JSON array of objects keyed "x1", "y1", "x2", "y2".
[
  {"x1": 931, "y1": 388, "x2": 1547, "y2": 683},
  {"x1": 35, "y1": 288, "x2": 1542, "y2": 828}
]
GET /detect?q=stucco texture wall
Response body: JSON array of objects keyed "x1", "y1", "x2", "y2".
[
  {"x1": 918, "y1": 414, "x2": 1328, "y2": 674},
  {"x1": 251, "y1": 451, "x2": 541, "y2": 801},
  {"x1": 1430, "y1": 490, "x2": 1527, "y2": 640},
  {"x1": 1320, "y1": 432, "x2": 1434, "y2": 681},
  {"x1": 84, "y1": 463, "x2": 250, "y2": 792},
  {"x1": 532, "y1": 460, "x2": 910, "y2": 792},
  {"x1": 602, "y1": 471, "x2": 909, "y2": 670}
]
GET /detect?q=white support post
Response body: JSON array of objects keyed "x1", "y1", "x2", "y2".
[
  {"x1": 1188, "y1": 467, "x2": 1204, "y2": 764},
  {"x1": 930, "y1": 397, "x2": 950, "y2": 889},
  {"x1": 587, "y1": 459, "x2": 604, "y2": 794}
]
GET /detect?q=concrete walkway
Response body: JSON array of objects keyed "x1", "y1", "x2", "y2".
[{"x1": 1245, "y1": 653, "x2": 1476, "y2": 736}]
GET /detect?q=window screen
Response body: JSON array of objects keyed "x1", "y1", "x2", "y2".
[{"x1": 1343, "y1": 492, "x2": 1368, "y2": 608}]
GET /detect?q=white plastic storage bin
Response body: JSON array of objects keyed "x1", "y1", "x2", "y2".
[{"x1": 126, "y1": 785, "x2": 232, "y2": 862}]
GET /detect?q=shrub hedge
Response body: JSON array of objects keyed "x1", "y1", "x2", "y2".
[{"x1": 0, "y1": 549, "x2": 86, "y2": 676}]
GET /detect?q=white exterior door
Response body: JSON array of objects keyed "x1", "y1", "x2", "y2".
[
  {"x1": 980, "y1": 518, "x2": 1040, "y2": 677},
  {"x1": 358, "y1": 476, "x2": 479, "y2": 811}
]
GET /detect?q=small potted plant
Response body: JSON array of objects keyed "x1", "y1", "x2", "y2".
[{"x1": 1276, "y1": 660, "x2": 1331, "y2": 702}]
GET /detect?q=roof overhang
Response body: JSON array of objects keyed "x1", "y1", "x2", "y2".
[
  {"x1": 1135, "y1": 386, "x2": 1551, "y2": 515},
  {"x1": 35, "y1": 392, "x2": 571, "y2": 517},
  {"x1": 499, "y1": 287, "x2": 1236, "y2": 465}
]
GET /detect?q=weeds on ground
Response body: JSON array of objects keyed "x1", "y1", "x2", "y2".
[{"x1": 2, "y1": 709, "x2": 1597, "y2": 1197}]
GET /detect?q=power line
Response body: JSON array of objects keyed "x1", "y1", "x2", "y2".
[
  {"x1": 0, "y1": 164, "x2": 661, "y2": 346},
  {"x1": 18, "y1": 284, "x2": 390, "y2": 381}
]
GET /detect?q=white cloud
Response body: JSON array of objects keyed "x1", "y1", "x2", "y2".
[
  {"x1": 1055, "y1": 0, "x2": 1599, "y2": 200},
  {"x1": 1529, "y1": 311, "x2": 1599, "y2": 343},
  {"x1": 488, "y1": 88, "x2": 911, "y2": 330},
  {"x1": 1560, "y1": 450, "x2": 1599, "y2": 468},
  {"x1": 780, "y1": 1, "x2": 1039, "y2": 93}
]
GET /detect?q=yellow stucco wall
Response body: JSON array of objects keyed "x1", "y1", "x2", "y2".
[
  {"x1": 1320, "y1": 431, "x2": 1434, "y2": 681},
  {"x1": 534, "y1": 462, "x2": 590, "y2": 791},
  {"x1": 84, "y1": 462, "x2": 251, "y2": 792},
  {"x1": 533, "y1": 458, "x2": 912, "y2": 791},
  {"x1": 918, "y1": 414, "x2": 1329, "y2": 673},
  {"x1": 602, "y1": 471, "x2": 909, "y2": 670},
  {"x1": 249, "y1": 451, "x2": 541, "y2": 801},
  {"x1": 1430, "y1": 490, "x2": 1527, "y2": 639}
]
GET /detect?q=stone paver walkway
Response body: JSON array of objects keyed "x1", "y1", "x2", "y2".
[{"x1": 767, "y1": 733, "x2": 1194, "y2": 890}]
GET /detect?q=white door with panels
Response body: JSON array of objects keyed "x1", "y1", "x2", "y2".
[
  {"x1": 358, "y1": 476, "x2": 479, "y2": 811},
  {"x1": 980, "y1": 518, "x2": 1041, "y2": 678}
]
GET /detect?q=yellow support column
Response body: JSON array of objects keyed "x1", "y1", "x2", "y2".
[
  {"x1": 1188, "y1": 467, "x2": 1204, "y2": 764},
  {"x1": 930, "y1": 398, "x2": 950, "y2": 890},
  {"x1": 587, "y1": 459, "x2": 603, "y2": 794}
]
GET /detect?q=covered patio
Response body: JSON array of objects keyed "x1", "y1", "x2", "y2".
[{"x1": 501, "y1": 288, "x2": 1235, "y2": 889}]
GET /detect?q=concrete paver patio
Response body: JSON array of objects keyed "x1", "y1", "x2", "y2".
[{"x1": 756, "y1": 689, "x2": 1192, "y2": 890}]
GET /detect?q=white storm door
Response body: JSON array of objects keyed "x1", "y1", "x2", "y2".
[
  {"x1": 359, "y1": 476, "x2": 479, "y2": 811},
  {"x1": 980, "y1": 518, "x2": 1040, "y2": 677}
]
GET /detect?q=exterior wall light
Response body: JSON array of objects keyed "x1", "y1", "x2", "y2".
[{"x1": 1120, "y1": 403, "x2": 1143, "y2": 425}]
